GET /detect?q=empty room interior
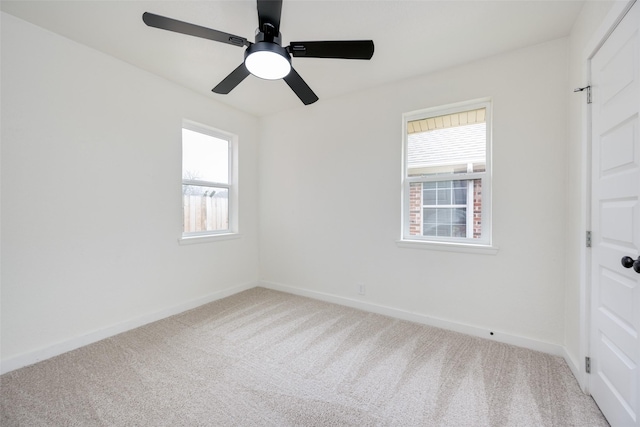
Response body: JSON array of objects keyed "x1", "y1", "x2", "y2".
[{"x1": 1, "y1": 0, "x2": 639, "y2": 425}]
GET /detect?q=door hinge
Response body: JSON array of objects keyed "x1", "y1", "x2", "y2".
[
  {"x1": 574, "y1": 85, "x2": 592, "y2": 104},
  {"x1": 585, "y1": 356, "x2": 591, "y2": 374},
  {"x1": 586, "y1": 231, "x2": 592, "y2": 248}
]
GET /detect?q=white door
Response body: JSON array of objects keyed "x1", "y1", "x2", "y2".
[{"x1": 590, "y1": 2, "x2": 640, "y2": 426}]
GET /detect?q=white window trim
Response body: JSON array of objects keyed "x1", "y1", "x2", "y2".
[
  {"x1": 179, "y1": 120, "x2": 239, "y2": 243},
  {"x1": 400, "y1": 98, "x2": 495, "y2": 252},
  {"x1": 179, "y1": 233, "x2": 241, "y2": 245},
  {"x1": 395, "y1": 239, "x2": 499, "y2": 255}
]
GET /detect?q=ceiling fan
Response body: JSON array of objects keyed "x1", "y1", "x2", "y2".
[{"x1": 142, "y1": 0, "x2": 374, "y2": 105}]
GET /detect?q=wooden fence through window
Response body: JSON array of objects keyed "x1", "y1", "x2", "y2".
[{"x1": 183, "y1": 195, "x2": 228, "y2": 232}]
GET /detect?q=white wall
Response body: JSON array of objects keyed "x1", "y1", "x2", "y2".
[
  {"x1": 0, "y1": 12, "x2": 260, "y2": 367},
  {"x1": 259, "y1": 38, "x2": 570, "y2": 348},
  {"x1": 1, "y1": 1, "x2": 625, "y2": 377}
]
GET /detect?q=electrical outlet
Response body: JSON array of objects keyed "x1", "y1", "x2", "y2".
[{"x1": 357, "y1": 283, "x2": 366, "y2": 295}]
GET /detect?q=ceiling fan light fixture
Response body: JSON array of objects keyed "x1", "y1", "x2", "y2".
[
  {"x1": 245, "y1": 42, "x2": 291, "y2": 80},
  {"x1": 143, "y1": 2, "x2": 374, "y2": 105}
]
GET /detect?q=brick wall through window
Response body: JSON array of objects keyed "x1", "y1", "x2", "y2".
[{"x1": 408, "y1": 180, "x2": 482, "y2": 238}]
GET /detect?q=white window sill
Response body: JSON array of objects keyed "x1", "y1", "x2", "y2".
[
  {"x1": 179, "y1": 233, "x2": 241, "y2": 246},
  {"x1": 396, "y1": 239, "x2": 499, "y2": 255}
]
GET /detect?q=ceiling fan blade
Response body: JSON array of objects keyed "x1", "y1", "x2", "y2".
[
  {"x1": 288, "y1": 40, "x2": 374, "y2": 60},
  {"x1": 257, "y1": 0, "x2": 283, "y2": 33},
  {"x1": 283, "y1": 68, "x2": 319, "y2": 105},
  {"x1": 212, "y1": 63, "x2": 251, "y2": 94},
  {"x1": 142, "y1": 12, "x2": 249, "y2": 47}
]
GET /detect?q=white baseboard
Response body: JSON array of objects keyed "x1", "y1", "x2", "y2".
[
  {"x1": 0, "y1": 281, "x2": 257, "y2": 375},
  {"x1": 562, "y1": 347, "x2": 583, "y2": 388},
  {"x1": 2, "y1": 280, "x2": 574, "y2": 382},
  {"x1": 260, "y1": 280, "x2": 566, "y2": 357}
]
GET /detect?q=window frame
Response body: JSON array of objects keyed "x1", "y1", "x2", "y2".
[
  {"x1": 180, "y1": 120, "x2": 239, "y2": 244},
  {"x1": 400, "y1": 98, "x2": 494, "y2": 251}
]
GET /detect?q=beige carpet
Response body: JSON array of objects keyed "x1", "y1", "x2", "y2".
[{"x1": 1, "y1": 287, "x2": 608, "y2": 426}]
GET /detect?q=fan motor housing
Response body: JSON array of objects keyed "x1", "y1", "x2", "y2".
[{"x1": 245, "y1": 39, "x2": 291, "y2": 63}]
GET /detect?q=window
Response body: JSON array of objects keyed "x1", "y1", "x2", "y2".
[
  {"x1": 402, "y1": 99, "x2": 492, "y2": 247},
  {"x1": 181, "y1": 121, "x2": 237, "y2": 239}
]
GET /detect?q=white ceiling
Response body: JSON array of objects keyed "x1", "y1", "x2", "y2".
[{"x1": 1, "y1": 0, "x2": 585, "y2": 117}]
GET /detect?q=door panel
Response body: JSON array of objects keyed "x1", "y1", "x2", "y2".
[
  {"x1": 600, "y1": 119, "x2": 636, "y2": 173},
  {"x1": 590, "y1": 2, "x2": 640, "y2": 426}
]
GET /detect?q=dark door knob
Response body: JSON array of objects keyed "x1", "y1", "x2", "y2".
[{"x1": 621, "y1": 256, "x2": 640, "y2": 273}]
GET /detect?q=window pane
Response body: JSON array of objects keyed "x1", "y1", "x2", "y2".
[
  {"x1": 436, "y1": 224, "x2": 451, "y2": 237},
  {"x1": 453, "y1": 208, "x2": 466, "y2": 224},
  {"x1": 453, "y1": 185, "x2": 467, "y2": 204},
  {"x1": 421, "y1": 205, "x2": 468, "y2": 238},
  {"x1": 437, "y1": 208, "x2": 452, "y2": 224},
  {"x1": 424, "y1": 226, "x2": 437, "y2": 237},
  {"x1": 437, "y1": 187, "x2": 451, "y2": 205},
  {"x1": 423, "y1": 188, "x2": 436, "y2": 205},
  {"x1": 423, "y1": 181, "x2": 437, "y2": 190},
  {"x1": 182, "y1": 185, "x2": 229, "y2": 233},
  {"x1": 423, "y1": 207, "x2": 437, "y2": 236},
  {"x1": 182, "y1": 128, "x2": 229, "y2": 184},
  {"x1": 423, "y1": 208, "x2": 438, "y2": 223},
  {"x1": 407, "y1": 118, "x2": 486, "y2": 177},
  {"x1": 452, "y1": 225, "x2": 467, "y2": 238}
]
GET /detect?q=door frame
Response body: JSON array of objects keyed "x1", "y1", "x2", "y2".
[{"x1": 579, "y1": 0, "x2": 637, "y2": 394}]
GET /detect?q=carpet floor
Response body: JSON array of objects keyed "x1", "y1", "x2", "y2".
[{"x1": 1, "y1": 287, "x2": 608, "y2": 426}]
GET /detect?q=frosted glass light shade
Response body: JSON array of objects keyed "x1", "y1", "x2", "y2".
[{"x1": 245, "y1": 43, "x2": 291, "y2": 80}]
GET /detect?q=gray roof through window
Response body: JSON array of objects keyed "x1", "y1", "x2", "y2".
[{"x1": 408, "y1": 123, "x2": 486, "y2": 169}]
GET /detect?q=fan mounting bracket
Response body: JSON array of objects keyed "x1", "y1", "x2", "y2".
[{"x1": 254, "y1": 28, "x2": 282, "y2": 46}]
